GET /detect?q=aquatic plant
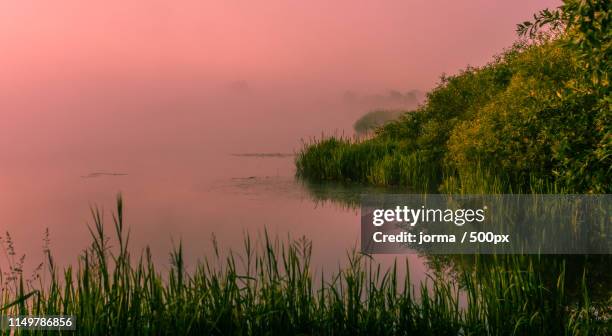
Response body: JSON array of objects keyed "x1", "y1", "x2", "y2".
[{"x1": 0, "y1": 197, "x2": 608, "y2": 335}]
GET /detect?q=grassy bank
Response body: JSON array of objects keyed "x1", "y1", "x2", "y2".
[
  {"x1": 289, "y1": 3, "x2": 612, "y2": 334},
  {"x1": 296, "y1": 1, "x2": 610, "y2": 194},
  {"x1": 0, "y1": 198, "x2": 609, "y2": 335}
]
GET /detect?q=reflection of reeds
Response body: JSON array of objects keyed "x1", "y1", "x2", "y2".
[
  {"x1": 374, "y1": 194, "x2": 611, "y2": 255},
  {"x1": 0, "y1": 197, "x2": 607, "y2": 334},
  {"x1": 296, "y1": 177, "x2": 411, "y2": 211}
]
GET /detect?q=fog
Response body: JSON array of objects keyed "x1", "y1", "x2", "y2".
[
  {"x1": 0, "y1": 1, "x2": 560, "y2": 270},
  {"x1": 1, "y1": 1, "x2": 560, "y2": 160},
  {"x1": 2, "y1": 1, "x2": 559, "y2": 89}
]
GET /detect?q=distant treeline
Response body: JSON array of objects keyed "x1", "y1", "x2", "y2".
[
  {"x1": 298, "y1": 1, "x2": 610, "y2": 194},
  {"x1": 353, "y1": 109, "x2": 404, "y2": 135}
]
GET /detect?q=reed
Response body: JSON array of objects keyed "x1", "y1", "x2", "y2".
[
  {"x1": 1, "y1": 198, "x2": 608, "y2": 335},
  {"x1": 296, "y1": 138, "x2": 442, "y2": 192},
  {"x1": 295, "y1": 136, "x2": 569, "y2": 194}
]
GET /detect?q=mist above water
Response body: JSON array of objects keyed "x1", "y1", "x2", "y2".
[{"x1": 0, "y1": 0, "x2": 560, "y2": 273}]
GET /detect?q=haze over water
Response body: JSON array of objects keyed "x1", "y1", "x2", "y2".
[{"x1": 1, "y1": 1, "x2": 559, "y2": 275}]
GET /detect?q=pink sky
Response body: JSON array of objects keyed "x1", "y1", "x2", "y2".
[{"x1": 2, "y1": 0, "x2": 560, "y2": 92}]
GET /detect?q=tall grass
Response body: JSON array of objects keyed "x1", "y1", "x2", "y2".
[
  {"x1": 1, "y1": 198, "x2": 608, "y2": 335},
  {"x1": 295, "y1": 136, "x2": 570, "y2": 194},
  {"x1": 295, "y1": 138, "x2": 441, "y2": 192}
]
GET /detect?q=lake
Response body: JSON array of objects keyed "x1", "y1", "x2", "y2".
[{"x1": 0, "y1": 78, "x2": 428, "y2": 283}]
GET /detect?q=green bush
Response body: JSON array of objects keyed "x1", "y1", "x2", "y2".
[{"x1": 297, "y1": 1, "x2": 610, "y2": 193}]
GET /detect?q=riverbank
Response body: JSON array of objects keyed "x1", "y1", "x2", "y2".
[{"x1": 296, "y1": 4, "x2": 610, "y2": 194}]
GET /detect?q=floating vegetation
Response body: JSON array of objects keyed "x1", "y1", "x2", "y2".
[{"x1": 80, "y1": 172, "x2": 128, "y2": 178}]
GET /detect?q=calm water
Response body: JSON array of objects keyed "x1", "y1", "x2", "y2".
[
  {"x1": 1, "y1": 79, "x2": 609, "y2": 303},
  {"x1": 0, "y1": 79, "x2": 428, "y2": 282}
]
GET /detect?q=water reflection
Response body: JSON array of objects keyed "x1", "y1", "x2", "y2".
[
  {"x1": 297, "y1": 182, "x2": 612, "y2": 305},
  {"x1": 297, "y1": 178, "x2": 413, "y2": 210},
  {"x1": 427, "y1": 254, "x2": 612, "y2": 305},
  {"x1": 1, "y1": 153, "x2": 608, "y2": 305}
]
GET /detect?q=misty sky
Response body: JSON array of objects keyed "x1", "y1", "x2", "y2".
[
  {"x1": 2, "y1": 1, "x2": 560, "y2": 92},
  {"x1": 0, "y1": 0, "x2": 563, "y2": 159}
]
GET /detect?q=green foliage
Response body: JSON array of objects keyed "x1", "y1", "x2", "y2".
[
  {"x1": 296, "y1": 1, "x2": 611, "y2": 193},
  {"x1": 296, "y1": 137, "x2": 441, "y2": 191},
  {"x1": 1, "y1": 199, "x2": 608, "y2": 335},
  {"x1": 514, "y1": 0, "x2": 611, "y2": 192},
  {"x1": 518, "y1": 0, "x2": 610, "y2": 92}
]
